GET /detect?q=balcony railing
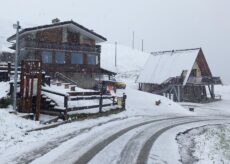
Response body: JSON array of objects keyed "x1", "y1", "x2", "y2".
[
  {"x1": 162, "y1": 76, "x2": 222, "y2": 86},
  {"x1": 187, "y1": 76, "x2": 222, "y2": 85},
  {"x1": 19, "y1": 41, "x2": 101, "y2": 54}
]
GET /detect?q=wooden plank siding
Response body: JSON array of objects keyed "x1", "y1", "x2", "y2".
[{"x1": 196, "y1": 49, "x2": 212, "y2": 77}]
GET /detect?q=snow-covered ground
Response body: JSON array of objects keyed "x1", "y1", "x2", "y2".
[
  {"x1": 0, "y1": 82, "x2": 9, "y2": 98},
  {"x1": 0, "y1": 44, "x2": 230, "y2": 163},
  {"x1": 180, "y1": 85, "x2": 230, "y2": 116},
  {"x1": 177, "y1": 124, "x2": 230, "y2": 163}
]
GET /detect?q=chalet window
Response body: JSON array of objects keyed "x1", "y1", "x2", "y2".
[
  {"x1": 55, "y1": 52, "x2": 65, "y2": 64},
  {"x1": 87, "y1": 54, "x2": 96, "y2": 65},
  {"x1": 42, "y1": 51, "x2": 52, "y2": 64},
  {"x1": 71, "y1": 53, "x2": 83, "y2": 64},
  {"x1": 191, "y1": 69, "x2": 197, "y2": 77}
]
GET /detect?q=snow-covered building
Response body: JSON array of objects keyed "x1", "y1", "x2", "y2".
[
  {"x1": 7, "y1": 19, "x2": 115, "y2": 89},
  {"x1": 137, "y1": 48, "x2": 222, "y2": 102}
]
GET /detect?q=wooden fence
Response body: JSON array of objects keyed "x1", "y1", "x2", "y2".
[{"x1": 41, "y1": 88, "x2": 126, "y2": 119}]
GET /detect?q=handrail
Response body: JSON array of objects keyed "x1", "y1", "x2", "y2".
[
  {"x1": 54, "y1": 72, "x2": 78, "y2": 85},
  {"x1": 42, "y1": 88, "x2": 68, "y2": 97},
  {"x1": 42, "y1": 88, "x2": 69, "y2": 110}
]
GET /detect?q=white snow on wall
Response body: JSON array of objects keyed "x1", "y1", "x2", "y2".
[{"x1": 137, "y1": 49, "x2": 200, "y2": 85}]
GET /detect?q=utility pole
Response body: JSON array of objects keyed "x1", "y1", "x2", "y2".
[
  {"x1": 132, "y1": 31, "x2": 135, "y2": 49},
  {"x1": 141, "y1": 39, "x2": 143, "y2": 52},
  {"x1": 0, "y1": 36, "x2": 3, "y2": 52},
  {"x1": 115, "y1": 41, "x2": 117, "y2": 67},
  {"x1": 13, "y1": 21, "x2": 21, "y2": 112}
]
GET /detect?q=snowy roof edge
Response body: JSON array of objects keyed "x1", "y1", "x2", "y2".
[
  {"x1": 137, "y1": 48, "x2": 201, "y2": 85},
  {"x1": 151, "y1": 48, "x2": 201, "y2": 56},
  {"x1": 7, "y1": 20, "x2": 107, "y2": 42}
]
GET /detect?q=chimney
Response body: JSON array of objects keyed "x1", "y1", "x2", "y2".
[{"x1": 52, "y1": 18, "x2": 60, "y2": 24}]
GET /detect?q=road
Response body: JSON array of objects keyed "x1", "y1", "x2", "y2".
[{"x1": 9, "y1": 114, "x2": 230, "y2": 164}]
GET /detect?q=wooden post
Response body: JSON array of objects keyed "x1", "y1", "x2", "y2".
[
  {"x1": 138, "y1": 83, "x2": 142, "y2": 90},
  {"x1": 99, "y1": 93, "x2": 102, "y2": 113},
  {"x1": 64, "y1": 95, "x2": 68, "y2": 120},
  {"x1": 178, "y1": 86, "x2": 181, "y2": 102},
  {"x1": 7, "y1": 62, "x2": 11, "y2": 74},
  {"x1": 211, "y1": 84, "x2": 215, "y2": 99},
  {"x1": 35, "y1": 62, "x2": 42, "y2": 121},
  {"x1": 64, "y1": 110, "x2": 68, "y2": 121},
  {"x1": 9, "y1": 82, "x2": 14, "y2": 103},
  {"x1": 7, "y1": 63, "x2": 11, "y2": 81},
  {"x1": 64, "y1": 95, "x2": 68, "y2": 109},
  {"x1": 112, "y1": 96, "x2": 115, "y2": 105},
  {"x1": 122, "y1": 93, "x2": 127, "y2": 110}
]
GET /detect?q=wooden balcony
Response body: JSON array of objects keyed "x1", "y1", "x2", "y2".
[
  {"x1": 17, "y1": 41, "x2": 101, "y2": 54},
  {"x1": 187, "y1": 76, "x2": 222, "y2": 85},
  {"x1": 162, "y1": 76, "x2": 222, "y2": 86}
]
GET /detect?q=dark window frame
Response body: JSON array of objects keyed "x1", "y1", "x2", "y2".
[
  {"x1": 42, "y1": 51, "x2": 53, "y2": 64},
  {"x1": 87, "y1": 54, "x2": 97, "y2": 65},
  {"x1": 71, "y1": 52, "x2": 83, "y2": 64},
  {"x1": 55, "y1": 52, "x2": 65, "y2": 64}
]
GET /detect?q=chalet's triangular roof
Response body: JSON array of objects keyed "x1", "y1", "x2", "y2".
[
  {"x1": 137, "y1": 48, "x2": 211, "y2": 85},
  {"x1": 7, "y1": 20, "x2": 107, "y2": 43}
]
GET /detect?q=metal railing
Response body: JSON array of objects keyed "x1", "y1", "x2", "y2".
[{"x1": 54, "y1": 72, "x2": 78, "y2": 86}]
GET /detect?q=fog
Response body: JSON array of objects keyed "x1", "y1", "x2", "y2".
[{"x1": 0, "y1": 0, "x2": 229, "y2": 83}]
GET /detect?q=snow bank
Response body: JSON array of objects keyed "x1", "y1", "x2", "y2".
[
  {"x1": 117, "y1": 86, "x2": 192, "y2": 116},
  {"x1": 0, "y1": 109, "x2": 40, "y2": 154},
  {"x1": 0, "y1": 82, "x2": 9, "y2": 98},
  {"x1": 177, "y1": 124, "x2": 230, "y2": 163}
]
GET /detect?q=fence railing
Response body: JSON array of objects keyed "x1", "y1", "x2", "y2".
[
  {"x1": 41, "y1": 88, "x2": 126, "y2": 120},
  {"x1": 68, "y1": 94, "x2": 117, "y2": 113}
]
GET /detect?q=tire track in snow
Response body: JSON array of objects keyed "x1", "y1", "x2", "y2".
[
  {"x1": 74, "y1": 116, "x2": 192, "y2": 164},
  {"x1": 136, "y1": 119, "x2": 226, "y2": 164},
  {"x1": 13, "y1": 117, "x2": 129, "y2": 164},
  {"x1": 117, "y1": 118, "x2": 201, "y2": 164}
]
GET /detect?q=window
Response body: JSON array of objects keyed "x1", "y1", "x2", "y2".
[
  {"x1": 42, "y1": 51, "x2": 52, "y2": 64},
  {"x1": 71, "y1": 53, "x2": 83, "y2": 64},
  {"x1": 55, "y1": 52, "x2": 65, "y2": 64},
  {"x1": 191, "y1": 69, "x2": 197, "y2": 77},
  {"x1": 87, "y1": 54, "x2": 96, "y2": 65}
]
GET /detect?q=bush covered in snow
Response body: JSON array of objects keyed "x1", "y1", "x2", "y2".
[{"x1": 0, "y1": 97, "x2": 11, "y2": 108}]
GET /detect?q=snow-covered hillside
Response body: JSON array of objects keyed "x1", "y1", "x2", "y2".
[{"x1": 100, "y1": 43, "x2": 150, "y2": 77}]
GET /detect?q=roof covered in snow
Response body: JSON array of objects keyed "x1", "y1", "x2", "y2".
[
  {"x1": 137, "y1": 48, "x2": 202, "y2": 85},
  {"x1": 7, "y1": 20, "x2": 107, "y2": 43}
]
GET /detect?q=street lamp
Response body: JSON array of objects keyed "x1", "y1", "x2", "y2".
[{"x1": 13, "y1": 21, "x2": 21, "y2": 112}]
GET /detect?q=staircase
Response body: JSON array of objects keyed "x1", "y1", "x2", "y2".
[
  {"x1": 54, "y1": 72, "x2": 78, "y2": 86},
  {"x1": 40, "y1": 94, "x2": 67, "y2": 120},
  {"x1": 153, "y1": 84, "x2": 175, "y2": 95}
]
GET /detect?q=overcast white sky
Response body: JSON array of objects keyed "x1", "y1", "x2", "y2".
[{"x1": 0, "y1": 0, "x2": 230, "y2": 83}]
